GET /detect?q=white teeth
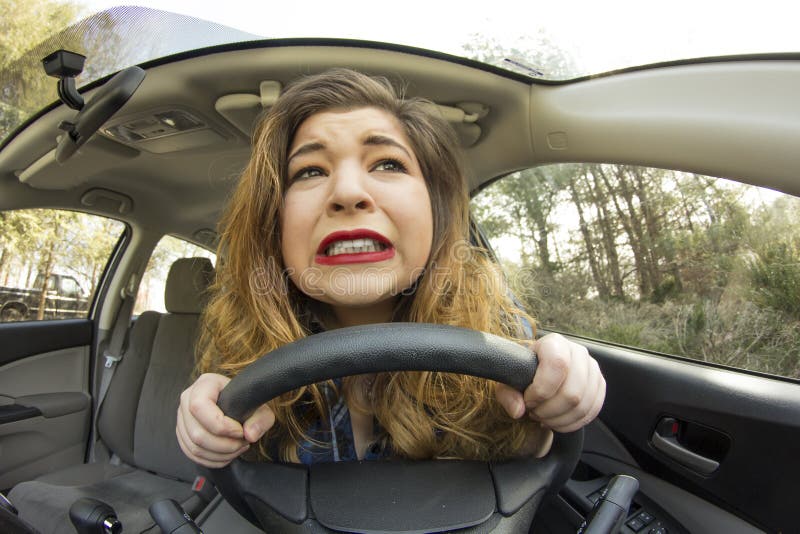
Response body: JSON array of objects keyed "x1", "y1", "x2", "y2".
[{"x1": 325, "y1": 238, "x2": 386, "y2": 256}]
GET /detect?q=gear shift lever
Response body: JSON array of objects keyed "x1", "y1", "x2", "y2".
[{"x1": 69, "y1": 498, "x2": 122, "y2": 534}]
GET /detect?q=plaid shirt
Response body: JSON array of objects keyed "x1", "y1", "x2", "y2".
[{"x1": 296, "y1": 379, "x2": 389, "y2": 464}]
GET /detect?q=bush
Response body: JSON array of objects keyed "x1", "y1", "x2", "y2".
[
  {"x1": 748, "y1": 240, "x2": 800, "y2": 320},
  {"x1": 525, "y1": 292, "x2": 800, "y2": 380}
]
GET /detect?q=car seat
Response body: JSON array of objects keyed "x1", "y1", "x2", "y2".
[{"x1": 8, "y1": 257, "x2": 214, "y2": 533}]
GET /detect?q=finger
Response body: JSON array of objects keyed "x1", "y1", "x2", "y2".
[
  {"x1": 495, "y1": 382, "x2": 525, "y2": 419},
  {"x1": 177, "y1": 407, "x2": 247, "y2": 458},
  {"x1": 243, "y1": 403, "x2": 276, "y2": 443},
  {"x1": 524, "y1": 334, "x2": 571, "y2": 408},
  {"x1": 530, "y1": 343, "x2": 591, "y2": 420},
  {"x1": 176, "y1": 409, "x2": 249, "y2": 466},
  {"x1": 185, "y1": 374, "x2": 244, "y2": 439},
  {"x1": 537, "y1": 358, "x2": 604, "y2": 432}
]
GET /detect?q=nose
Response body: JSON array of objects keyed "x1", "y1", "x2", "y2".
[{"x1": 326, "y1": 164, "x2": 375, "y2": 216}]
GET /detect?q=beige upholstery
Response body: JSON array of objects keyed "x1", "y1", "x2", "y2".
[
  {"x1": 165, "y1": 257, "x2": 214, "y2": 314},
  {"x1": 10, "y1": 257, "x2": 214, "y2": 533}
]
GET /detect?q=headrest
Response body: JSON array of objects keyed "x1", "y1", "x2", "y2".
[{"x1": 164, "y1": 257, "x2": 214, "y2": 314}]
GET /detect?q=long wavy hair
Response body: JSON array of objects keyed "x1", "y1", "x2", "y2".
[{"x1": 197, "y1": 68, "x2": 542, "y2": 462}]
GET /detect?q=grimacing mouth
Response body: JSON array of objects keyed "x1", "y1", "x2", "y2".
[{"x1": 316, "y1": 229, "x2": 394, "y2": 257}]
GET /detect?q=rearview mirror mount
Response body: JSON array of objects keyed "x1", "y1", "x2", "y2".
[{"x1": 42, "y1": 49, "x2": 146, "y2": 163}]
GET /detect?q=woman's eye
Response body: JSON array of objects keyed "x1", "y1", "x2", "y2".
[
  {"x1": 372, "y1": 159, "x2": 407, "y2": 173},
  {"x1": 292, "y1": 167, "x2": 325, "y2": 181}
]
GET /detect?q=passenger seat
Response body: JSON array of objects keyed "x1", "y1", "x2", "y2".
[{"x1": 9, "y1": 257, "x2": 214, "y2": 533}]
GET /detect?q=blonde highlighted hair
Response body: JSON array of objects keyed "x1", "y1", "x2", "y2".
[{"x1": 197, "y1": 68, "x2": 541, "y2": 461}]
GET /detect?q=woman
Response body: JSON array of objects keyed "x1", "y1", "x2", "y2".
[{"x1": 177, "y1": 69, "x2": 605, "y2": 467}]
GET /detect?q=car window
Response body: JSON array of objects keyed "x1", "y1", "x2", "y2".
[
  {"x1": 133, "y1": 235, "x2": 216, "y2": 315},
  {"x1": 471, "y1": 164, "x2": 800, "y2": 379},
  {"x1": 0, "y1": 209, "x2": 125, "y2": 322}
]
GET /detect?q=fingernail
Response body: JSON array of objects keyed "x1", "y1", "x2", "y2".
[{"x1": 514, "y1": 398, "x2": 526, "y2": 418}]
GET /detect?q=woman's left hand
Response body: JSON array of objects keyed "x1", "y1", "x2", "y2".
[{"x1": 495, "y1": 333, "x2": 606, "y2": 432}]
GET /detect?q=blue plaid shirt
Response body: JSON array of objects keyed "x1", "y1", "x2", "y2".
[{"x1": 296, "y1": 379, "x2": 389, "y2": 464}]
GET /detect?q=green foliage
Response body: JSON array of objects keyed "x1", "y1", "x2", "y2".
[
  {"x1": 0, "y1": 209, "x2": 125, "y2": 296},
  {"x1": 748, "y1": 239, "x2": 800, "y2": 320},
  {"x1": 473, "y1": 161, "x2": 800, "y2": 379},
  {"x1": 0, "y1": 1, "x2": 133, "y2": 141},
  {"x1": 0, "y1": 0, "x2": 84, "y2": 139}
]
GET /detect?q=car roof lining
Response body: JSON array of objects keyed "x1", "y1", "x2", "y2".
[{"x1": 1, "y1": 44, "x2": 798, "y2": 246}]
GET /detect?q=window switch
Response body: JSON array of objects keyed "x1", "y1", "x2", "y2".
[
  {"x1": 627, "y1": 517, "x2": 645, "y2": 531},
  {"x1": 637, "y1": 510, "x2": 654, "y2": 525}
]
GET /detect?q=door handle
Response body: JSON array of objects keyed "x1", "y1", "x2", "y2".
[
  {"x1": 0, "y1": 404, "x2": 42, "y2": 424},
  {"x1": 651, "y1": 417, "x2": 721, "y2": 475}
]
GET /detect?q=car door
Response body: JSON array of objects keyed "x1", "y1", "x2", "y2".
[
  {"x1": 472, "y1": 164, "x2": 800, "y2": 534},
  {"x1": 0, "y1": 208, "x2": 126, "y2": 490}
]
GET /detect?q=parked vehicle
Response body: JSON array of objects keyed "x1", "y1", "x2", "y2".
[{"x1": 0, "y1": 273, "x2": 88, "y2": 321}]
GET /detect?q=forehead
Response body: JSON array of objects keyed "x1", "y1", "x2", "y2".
[{"x1": 290, "y1": 107, "x2": 411, "y2": 148}]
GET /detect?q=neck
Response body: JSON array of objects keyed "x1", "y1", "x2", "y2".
[{"x1": 329, "y1": 298, "x2": 397, "y2": 329}]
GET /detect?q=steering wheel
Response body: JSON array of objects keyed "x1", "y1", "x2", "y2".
[{"x1": 206, "y1": 323, "x2": 583, "y2": 533}]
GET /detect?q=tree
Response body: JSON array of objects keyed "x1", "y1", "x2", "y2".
[
  {"x1": 0, "y1": 0, "x2": 83, "y2": 139},
  {"x1": 0, "y1": 1, "x2": 133, "y2": 141}
]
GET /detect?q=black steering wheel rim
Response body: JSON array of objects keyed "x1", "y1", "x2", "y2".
[{"x1": 205, "y1": 323, "x2": 582, "y2": 533}]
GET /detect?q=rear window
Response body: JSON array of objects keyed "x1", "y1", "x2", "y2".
[
  {"x1": 0, "y1": 209, "x2": 125, "y2": 322},
  {"x1": 133, "y1": 235, "x2": 216, "y2": 315}
]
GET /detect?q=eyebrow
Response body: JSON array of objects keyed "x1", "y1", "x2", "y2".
[
  {"x1": 363, "y1": 135, "x2": 413, "y2": 160},
  {"x1": 287, "y1": 141, "x2": 325, "y2": 164},
  {"x1": 287, "y1": 135, "x2": 413, "y2": 164}
]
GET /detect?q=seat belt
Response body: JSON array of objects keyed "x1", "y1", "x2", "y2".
[
  {"x1": 98, "y1": 295, "x2": 135, "y2": 409},
  {"x1": 89, "y1": 275, "x2": 137, "y2": 461}
]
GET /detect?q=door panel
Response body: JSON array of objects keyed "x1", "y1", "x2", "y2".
[
  {"x1": 582, "y1": 338, "x2": 800, "y2": 534},
  {"x1": 0, "y1": 320, "x2": 93, "y2": 489},
  {"x1": 579, "y1": 452, "x2": 763, "y2": 534}
]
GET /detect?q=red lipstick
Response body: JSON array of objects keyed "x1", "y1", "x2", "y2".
[{"x1": 315, "y1": 229, "x2": 395, "y2": 265}]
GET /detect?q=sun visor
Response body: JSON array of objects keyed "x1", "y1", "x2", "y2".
[
  {"x1": 17, "y1": 136, "x2": 139, "y2": 190},
  {"x1": 215, "y1": 81, "x2": 488, "y2": 147}
]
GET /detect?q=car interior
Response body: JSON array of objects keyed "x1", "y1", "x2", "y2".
[{"x1": 1, "y1": 35, "x2": 799, "y2": 534}]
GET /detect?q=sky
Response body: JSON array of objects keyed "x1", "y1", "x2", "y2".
[
  {"x1": 76, "y1": 0, "x2": 799, "y2": 264},
  {"x1": 83, "y1": 0, "x2": 800, "y2": 77}
]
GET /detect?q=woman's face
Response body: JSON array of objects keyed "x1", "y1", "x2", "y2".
[{"x1": 281, "y1": 107, "x2": 433, "y2": 324}]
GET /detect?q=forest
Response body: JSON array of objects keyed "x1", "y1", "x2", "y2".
[{"x1": 473, "y1": 164, "x2": 800, "y2": 379}]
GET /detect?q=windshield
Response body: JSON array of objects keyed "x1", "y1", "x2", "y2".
[{"x1": 2, "y1": 1, "x2": 799, "y2": 142}]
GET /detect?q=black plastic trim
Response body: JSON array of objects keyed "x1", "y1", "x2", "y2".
[
  {"x1": 0, "y1": 404, "x2": 42, "y2": 424},
  {"x1": 309, "y1": 461, "x2": 495, "y2": 533},
  {"x1": 586, "y1": 339, "x2": 799, "y2": 533},
  {"x1": 0, "y1": 319, "x2": 93, "y2": 366}
]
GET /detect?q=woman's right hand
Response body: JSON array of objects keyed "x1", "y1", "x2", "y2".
[{"x1": 176, "y1": 373, "x2": 275, "y2": 468}]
